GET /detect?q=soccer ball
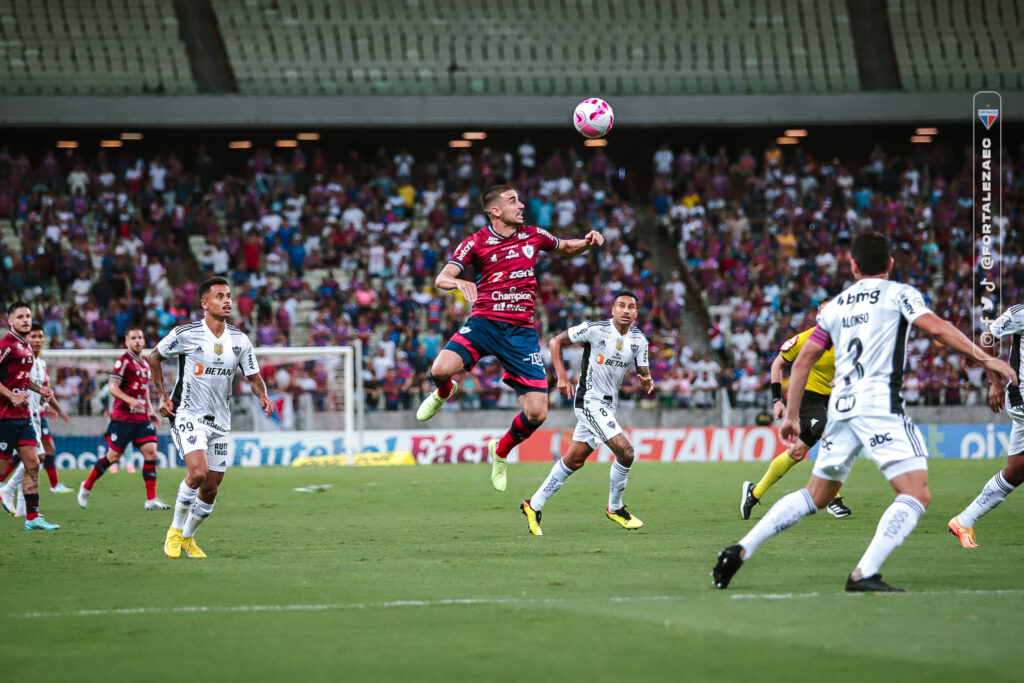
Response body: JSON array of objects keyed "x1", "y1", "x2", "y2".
[{"x1": 573, "y1": 98, "x2": 614, "y2": 139}]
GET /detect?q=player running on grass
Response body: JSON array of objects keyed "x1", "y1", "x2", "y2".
[
  {"x1": 948, "y1": 304, "x2": 1024, "y2": 548},
  {"x1": 740, "y1": 299, "x2": 853, "y2": 521},
  {"x1": 520, "y1": 291, "x2": 653, "y2": 535},
  {"x1": 0, "y1": 323, "x2": 72, "y2": 516},
  {"x1": 78, "y1": 327, "x2": 169, "y2": 511},
  {"x1": 416, "y1": 184, "x2": 604, "y2": 492},
  {"x1": 0, "y1": 303, "x2": 59, "y2": 529},
  {"x1": 150, "y1": 278, "x2": 274, "y2": 559},
  {"x1": 712, "y1": 232, "x2": 1016, "y2": 592}
]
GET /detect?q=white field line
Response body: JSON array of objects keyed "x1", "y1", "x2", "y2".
[{"x1": 17, "y1": 588, "x2": 1024, "y2": 619}]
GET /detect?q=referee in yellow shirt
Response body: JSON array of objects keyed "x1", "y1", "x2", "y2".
[{"x1": 741, "y1": 300, "x2": 853, "y2": 519}]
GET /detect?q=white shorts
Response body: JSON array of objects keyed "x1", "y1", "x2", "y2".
[
  {"x1": 813, "y1": 413, "x2": 928, "y2": 483},
  {"x1": 171, "y1": 415, "x2": 230, "y2": 473},
  {"x1": 30, "y1": 414, "x2": 43, "y2": 456},
  {"x1": 572, "y1": 401, "x2": 624, "y2": 450},
  {"x1": 1007, "y1": 409, "x2": 1024, "y2": 455}
]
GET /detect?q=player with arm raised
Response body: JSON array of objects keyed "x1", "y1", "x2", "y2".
[
  {"x1": 740, "y1": 299, "x2": 853, "y2": 520},
  {"x1": 149, "y1": 278, "x2": 274, "y2": 559},
  {"x1": 0, "y1": 303, "x2": 59, "y2": 529},
  {"x1": 520, "y1": 291, "x2": 653, "y2": 535},
  {"x1": 712, "y1": 232, "x2": 1016, "y2": 592},
  {"x1": 947, "y1": 305, "x2": 1024, "y2": 548},
  {"x1": 415, "y1": 184, "x2": 604, "y2": 492},
  {"x1": 78, "y1": 327, "x2": 169, "y2": 511}
]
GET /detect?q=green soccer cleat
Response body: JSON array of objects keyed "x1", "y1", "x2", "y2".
[
  {"x1": 520, "y1": 500, "x2": 543, "y2": 536},
  {"x1": 606, "y1": 506, "x2": 643, "y2": 530},
  {"x1": 415, "y1": 381, "x2": 459, "y2": 421},
  {"x1": 488, "y1": 439, "x2": 507, "y2": 492},
  {"x1": 24, "y1": 516, "x2": 60, "y2": 531}
]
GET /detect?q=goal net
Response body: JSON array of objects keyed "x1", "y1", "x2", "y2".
[{"x1": 40, "y1": 345, "x2": 360, "y2": 469}]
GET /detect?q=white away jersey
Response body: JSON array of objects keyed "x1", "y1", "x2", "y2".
[
  {"x1": 155, "y1": 320, "x2": 259, "y2": 431},
  {"x1": 568, "y1": 319, "x2": 649, "y2": 410},
  {"x1": 815, "y1": 278, "x2": 932, "y2": 419},
  {"x1": 988, "y1": 304, "x2": 1024, "y2": 409},
  {"x1": 28, "y1": 357, "x2": 48, "y2": 417}
]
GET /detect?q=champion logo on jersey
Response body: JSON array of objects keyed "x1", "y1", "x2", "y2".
[{"x1": 978, "y1": 108, "x2": 998, "y2": 130}]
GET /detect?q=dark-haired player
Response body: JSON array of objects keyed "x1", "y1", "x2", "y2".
[
  {"x1": 150, "y1": 278, "x2": 274, "y2": 559},
  {"x1": 520, "y1": 291, "x2": 653, "y2": 535},
  {"x1": 416, "y1": 185, "x2": 604, "y2": 492},
  {"x1": 78, "y1": 327, "x2": 168, "y2": 510},
  {"x1": 0, "y1": 302, "x2": 59, "y2": 529},
  {"x1": 712, "y1": 232, "x2": 1016, "y2": 592}
]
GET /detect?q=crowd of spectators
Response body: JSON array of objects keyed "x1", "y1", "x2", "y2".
[
  {"x1": 3, "y1": 133, "x2": 1019, "y2": 416},
  {"x1": 657, "y1": 138, "x2": 1024, "y2": 408}
]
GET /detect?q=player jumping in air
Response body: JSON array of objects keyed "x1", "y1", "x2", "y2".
[
  {"x1": 740, "y1": 299, "x2": 853, "y2": 520},
  {"x1": 150, "y1": 278, "x2": 274, "y2": 559},
  {"x1": 78, "y1": 327, "x2": 169, "y2": 511},
  {"x1": 947, "y1": 304, "x2": 1024, "y2": 548},
  {"x1": 416, "y1": 185, "x2": 604, "y2": 492},
  {"x1": 712, "y1": 232, "x2": 1016, "y2": 592},
  {"x1": 521, "y1": 291, "x2": 653, "y2": 535}
]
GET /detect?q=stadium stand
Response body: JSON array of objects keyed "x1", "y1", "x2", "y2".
[
  {"x1": 0, "y1": 0, "x2": 196, "y2": 95},
  {"x1": 213, "y1": 0, "x2": 860, "y2": 95},
  {"x1": 888, "y1": 0, "x2": 1023, "y2": 91}
]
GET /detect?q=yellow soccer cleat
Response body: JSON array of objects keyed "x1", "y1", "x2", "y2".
[
  {"x1": 415, "y1": 381, "x2": 459, "y2": 421},
  {"x1": 488, "y1": 439, "x2": 507, "y2": 492},
  {"x1": 520, "y1": 500, "x2": 543, "y2": 536},
  {"x1": 164, "y1": 527, "x2": 183, "y2": 559},
  {"x1": 181, "y1": 536, "x2": 207, "y2": 559},
  {"x1": 606, "y1": 506, "x2": 643, "y2": 530},
  {"x1": 948, "y1": 516, "x2": 978, "y2": 548}
]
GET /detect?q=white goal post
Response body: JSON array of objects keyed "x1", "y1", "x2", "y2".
[{"x1": 43, "y1": 344, "x2": 362, "y2": 463}]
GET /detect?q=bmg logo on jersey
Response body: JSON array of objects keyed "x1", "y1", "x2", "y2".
[{"x1": 869, "y1": 433, "x2": 893, "y2": 447}]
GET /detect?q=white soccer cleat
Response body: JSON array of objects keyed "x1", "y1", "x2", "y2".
[
  {"x1": 50, "y1": 483, "x2": 74, "y2": 494},
  {"x1": 14, "y1": 490, "x2": 26, "y2": 518},
  {"x1": 144, "y1": 497, "x2": 171, "y2": 510},
  {"x1": 77, "y1": 483, "x2": 90, "y2": 509}
]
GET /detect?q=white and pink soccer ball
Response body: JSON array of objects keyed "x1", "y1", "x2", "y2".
[{"x1": 573, "y1": 98, "x2": 614, "y2": 139}]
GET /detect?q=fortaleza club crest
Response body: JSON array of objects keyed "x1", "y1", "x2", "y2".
[
  {"x1": 978, "y1": 108, "x2": 998, "y2": 130},
  {"x1": 523, "y1": 245, "x2": 535, "y2": 258},
  {"x1": 214, "y1": 342, "x2": 223, "y2": 355}
]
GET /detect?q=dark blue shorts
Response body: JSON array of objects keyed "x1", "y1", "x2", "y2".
[
  {"x1": 444, "y1": 316, "x2": 548, "y2": 395},
  {"x1": 105, "y1": 420, "x2": 158, "y2": 453},
  {"x1": 40, "y1": 417, "x2": 52, "y2": 439},
  {"x1": 0, "y1": 418, "x2": 38, "y2": 455}
]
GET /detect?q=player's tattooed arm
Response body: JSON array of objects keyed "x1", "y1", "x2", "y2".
[
  {"x1": 637, "y1": 366, "x2": 655, "y2": 394},
  {"x1": 547, "y1": 330, "x2": 576, "y2": 399},
  {"x1": 148, "y1": 350, "x2": 175, "y2": 417},
  {"x1": 554, "y1": 230, "x2": 605, "y2": 256},
  {"x1": 26, "y1": 380, "x2": 54, "y2": 402},
  {"x1": 245, "y1": 371, "x2": 276, "y2": 418}
]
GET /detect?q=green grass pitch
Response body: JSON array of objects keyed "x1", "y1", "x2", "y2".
[{"x1": 3, "y1": 459, "x2": 1021, "y2": 682}]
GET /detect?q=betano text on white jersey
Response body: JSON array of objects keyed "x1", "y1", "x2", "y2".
[
  {"x1": 28, "y1": 357, "x2": 47, "y2": 417},
  {"x1": 568, "y1": 320, "x2": 649, "y2": 410},
  {"x1": 815, "y1": 278, "x2": 931, "y2": 420},
  {"x1": 155, "y1": 319, "x2": 259, "y2": 431}
]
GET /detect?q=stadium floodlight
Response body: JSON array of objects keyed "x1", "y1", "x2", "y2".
[
  {"x1": 462, "y1": 132, "x2": 487, "y2": 140},
  {"x1": 449, "y1": 140, "x2": 472, "y2": 148},
  {"x1": 120, "y1": 132, "x2": 144, "y2": 141},
  {"x1": 916, "y1": 127, "x2": 938, "y2": 135},
  {"x1": 784, "y1": 129, "x2": 808, "y2": 137}
]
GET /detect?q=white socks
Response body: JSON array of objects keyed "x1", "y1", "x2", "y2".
[
  {"x1": 608, "y1": 461, "x2": 631, "y2": 511},
  {"x1": 171, "y1": 480, "x2": 198, "y2": 530},
  {"x1": 957, "y1": 472, "x2": 1015, "y2": 528},
  {"x1": 182, "y1": 497, "x2": 215, "y2": 538},
  {"x1": 530, "y1": 460, "x2": 574, "y2": 511},
  {"x1": 739, "y1": 488, "x2": 817, "y2": 559},
  {"x1": 855, "y1": 494, "x2": 926, "y2": 578}
]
